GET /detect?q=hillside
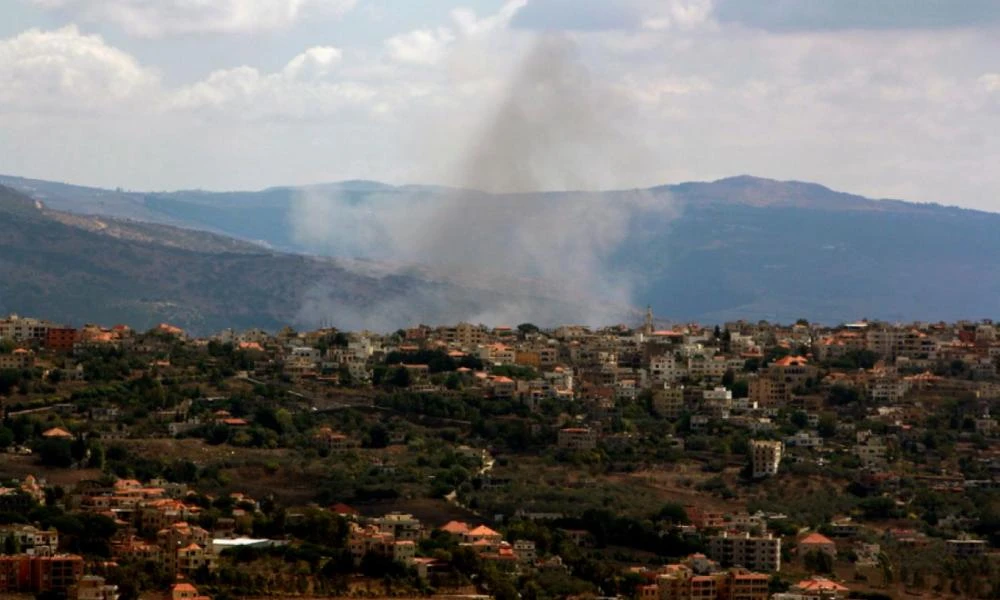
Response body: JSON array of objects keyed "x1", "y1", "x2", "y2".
[
  {"x1": 0, "y1": 185, "x2": 590, "y2": 333},
  {"x1": 3, "y1": 174, "x2": 1000, "y2": 325}
]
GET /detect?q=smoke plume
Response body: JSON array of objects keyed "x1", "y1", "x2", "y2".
[{"x1": 291, "y1": 35, "x2": 675, "y2": 331}]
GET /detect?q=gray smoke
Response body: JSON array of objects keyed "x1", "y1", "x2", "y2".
[{"x1": 292, "y1": 35, "x2": 675, "y2": 331}]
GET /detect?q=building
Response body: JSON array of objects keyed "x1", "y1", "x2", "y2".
[
  {"x1": 312, "y1": 427, "x2": 357, "y2": 451},
  {"x1": 0, "y1": 553, "x2": 84, "y2": 594},
  {"x1": 707, "y1": 532, "x2": 781, "y2": 573},
  {"x1": 168, "y1": 580, "x2": 211, "y2": 600},
  {"x1": 854, "y1": 431, "x2": 887, "y2": 468},
  {"x1": 0, "y1": 349, "x2": 35, "y2": 370},
  {"x1": 655, "y1": 565, "x2": 769, "y2": 600},
  {"x1": 788, "y1": 577, "x2": 849, "y2": 599},
  {"x1": 946, "y1": 538, "x2": 988, "y2": 558},
  {"x1": 799, "y1": 532, "x2": 837, "y2": 558},
  {"x1": 749, "y1": 440, "x2": 782, "y2": 479},
  {"x1": 373, "y1": 513, "x2": 422, "y2": 541},
  {"x1": 71, "y1": 575, "x2": 119, "y2": 600},
  {"x1": 653, "y1": 386, "x2": 686, "y2": 419},
  {"x1": 0, "y1": 524, "x2": 58, "y2": 553},
  {"x1": 0, "y1": 315, "x2": 53, "y2": 343},
  {"x1": 557, "y1": 427, "x2": 597, "y2": 451},
  {"x1": 45, "y1": 328, "x2": 79, "y2": 352}
]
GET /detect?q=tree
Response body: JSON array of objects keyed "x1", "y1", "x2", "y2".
[
  {"x1": 36, "y1": 439, "x2": 73, "y2": 468},
  {"x1": 790, "y1": 411, "x2": 809, "y2": 430},
  {"x1": 517, "y1": 323, "x2": 540, "y2": 336},
  {"x1": 817, "y1": 414, "x2": 838, "y2": 438},
  {"x1": 389, "y1": 367, "x2": 411, "y2": 388},
  {"x1": 656, "y1": 503, "x2": 689, "y2": 524},
  {"x1": 87, "y1": 440, "x2": 106, "y2": 469}
]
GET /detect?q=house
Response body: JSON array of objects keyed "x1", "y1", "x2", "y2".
[
  {"x1": 790, "y1": 577, "x2": 849, "y2": 599},
  {"x1": 0, "y1": 349, "x2": 35, "y2": 370},
  {"x1": 312, "y1": 427, "x2": 357, "y2": 451},
  {"x1": 42, "y1": 427, "x2": 73, "y2": 440},
  {"x1": 70, "y1": 574, "x2": 118, "y2": 600},
  {"x1": 946, "y1": 538, "x2": 987, "y2": 558},
  {"x1": 168, "y1": 580, "x2": 211, "y2": 600},
  {"x1": 513, "y1": 540, "x2": 537, "y2": 563},
  {"x1": 799, "y1": 532, "x2": 837, "y2": 558},
  {"x1": 439, "y1": 521, "x2": 470, "y2": 536},
  {"x1": 557, "y1": 427, "x2": 597, "y2": 451}
]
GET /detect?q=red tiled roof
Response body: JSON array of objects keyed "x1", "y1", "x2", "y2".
[{"x1": 800, "y1": 532, "x2": 835, "y2": 546}]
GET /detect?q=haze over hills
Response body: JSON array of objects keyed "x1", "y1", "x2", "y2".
[
  {"x1": 2, "y1": 173, "x2": 999, "y2": 330},
  {"x1": 0, "y1": 185, "x2": 607, "y2": 334}
]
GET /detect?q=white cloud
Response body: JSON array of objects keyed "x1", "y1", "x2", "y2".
[
  {"x1": 283, "y1": 46, "x2": 343, "y2": 79},
  {"x1": 169, "y1": 55, "x2": 375, "y2": 120},
  {"x1": 384, "y1": 0, "x2": 527, "y2": 65},
  {"x1": 385, "y1": 28, "x2": 455, "y2": 65},
  {"x1": 641, "y1": 0, "x2": 715, "y2": 31},
  {"x1": 980, "y1": 73, "x2": 1000, "y2": 92},
  {"x1": 26, "y1": 0, "x2": 357, "y2": 37},
  {"x1": 451, "y1": 0, "x2": 529, "y2": 36},
  {"x1": 0, "y1": 25, "x2": 158, "y2": 113}
]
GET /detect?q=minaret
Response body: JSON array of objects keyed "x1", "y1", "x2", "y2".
[{"x1": 643, "y1": 305, "x2": 654, "y2": 336}]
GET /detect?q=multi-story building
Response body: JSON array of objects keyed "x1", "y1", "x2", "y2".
[
  {"x1": 0, "y1": 553, "x2": 84, "y2": 594},
  {"x1": 653, "y1": 386, "x2": 686, "y2": 419},
  {"x1": 707, "y1": 532, "x2": 781, "y2": 573},
  {"x1": 656, "y1": 564, "x2": 769, "y2": 600},
  {"x1": 0, "y1": 315, "x2": 54, "y2": 343},
  {"x1": 0, "y1": 525, "x2": 58, "y2": 553},
  {"x1": 650, "y1": 353, "x2": 687, "y2": 384},
  {"x1": 854, "y1": 431, "x2": 887, "y2": 468},
  {"x1": 0, "y1": 349, "x2": 35, "y2": 370},
  {"x1": 373, "y1": 513, "x2": 422, "y2": 541},
  {"x1": 749, "y1": 440, "x2": 782, "y2": 479},
  {"x1": 45, "y1": 328, "x2": 79, "y2": 352},
  {"x1": 557, "y1": 427, "x2": 597, "y2": 451}
]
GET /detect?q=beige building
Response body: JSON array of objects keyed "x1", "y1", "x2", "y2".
[
  {"x1": 707, "y1": 532, "x2": 782, "y2": 573},
  {"x1": 749, "y1": 440, "x2": 782, "y2": 479}
]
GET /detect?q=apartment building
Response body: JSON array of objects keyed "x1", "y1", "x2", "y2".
[
  {"x1": 0, "y1": 553, "x2": 84, "y2": 594},
  {"x1": 707, "y1": 532, "x2": 781, "y2": 572},
  {"x1": 653, "y1": 385, "x2": 686, "y2": 419},
  {"x1": 749, "y1": 440, "x2": 783, "y2": 479},
  {"x1": 656, "y1": 565, "x2": 769, "y2": 600}
]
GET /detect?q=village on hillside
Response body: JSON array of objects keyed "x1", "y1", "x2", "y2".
[{"x1": 0, "y1": 312, "x2": 997, "y2": 600}]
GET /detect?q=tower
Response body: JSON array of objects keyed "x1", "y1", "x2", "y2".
[{"x1": 643, "y1": 305, "x2": 654, "y2": 336}]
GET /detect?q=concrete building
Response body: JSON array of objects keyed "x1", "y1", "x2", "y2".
[
  {"x1": 749, "y1": 440, "x2": 782, "y2": 478},
  {"x1": 707, "y1": 532, "x2": 782, "y2": 573},
  {"x1": 557, "y1": 427, "x2": 598, "y2": 451}
]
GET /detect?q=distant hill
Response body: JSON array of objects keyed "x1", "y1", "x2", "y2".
[
  {"x1": 2, "y1": 174, "x2": 999, "y2": 325},
  {"x1": 0, "y1": 185, "x2": 597, "y2": 334}
]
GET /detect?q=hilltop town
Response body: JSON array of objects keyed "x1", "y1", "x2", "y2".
[{"x1": 0, "y1": 311, "x2": 997, "y2": 600}]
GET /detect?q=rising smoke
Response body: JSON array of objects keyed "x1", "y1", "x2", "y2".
[{"x1": 292, "y1": 35, "x2": 675, "y2": 331}]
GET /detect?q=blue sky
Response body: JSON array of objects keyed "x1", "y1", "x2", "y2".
[{"x1": 1, "y1": 0, "x2": 999, "y2": 210}]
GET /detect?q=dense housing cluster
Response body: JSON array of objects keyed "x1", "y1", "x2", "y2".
[{"x1": 0, "y1": 312, "x2": 997, "y2": 600}]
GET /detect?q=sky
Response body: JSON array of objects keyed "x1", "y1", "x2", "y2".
[{"x1": 1, "y1": 0, "x2": 999, "y2": 210}]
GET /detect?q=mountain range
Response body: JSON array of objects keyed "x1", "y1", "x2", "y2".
[{"x1": 1, "y1": 173, "x2": 998, "y2": 333}]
